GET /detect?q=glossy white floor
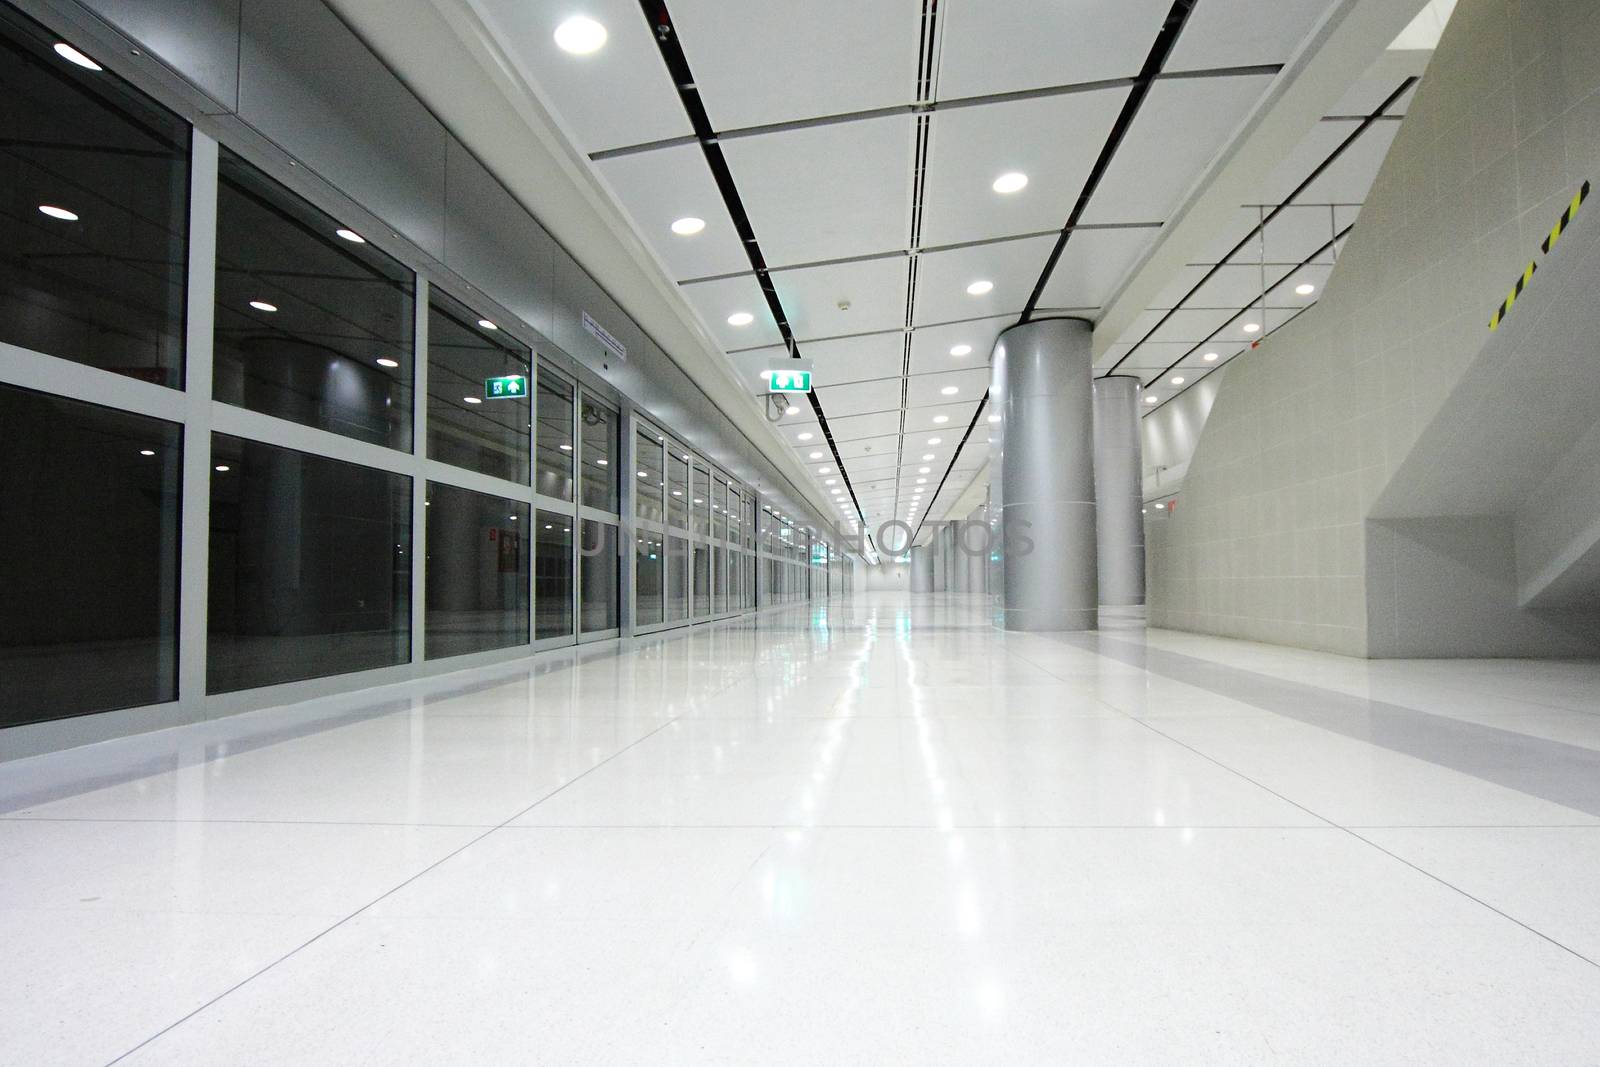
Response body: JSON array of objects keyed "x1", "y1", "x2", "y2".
[{"x1": 4, "y1": 594, "x2": 1600, "y2": 1065}]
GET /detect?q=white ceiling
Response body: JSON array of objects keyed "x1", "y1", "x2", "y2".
[{"x1": 495, "y1": 0, "x2": 1425, "y2": 543}]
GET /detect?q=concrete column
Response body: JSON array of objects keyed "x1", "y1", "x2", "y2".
[
  {"x1": 961, "y1": 510, "x2": 987, "y2": 593},
  {"x1": 1093, "y1": 375, "x2": 1146, "y2": 606},
  {"x1": 910, "y1": 543, "x2": 934, "y2": 592},
  {"x1": 990, "y1": 318, "x2": 1098, "y2": 630},
  {"x1": 931, "y1": 524, "x2": 947, "y2": 591}
]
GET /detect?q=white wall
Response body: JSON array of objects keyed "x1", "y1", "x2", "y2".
[{"x1": 1141, "y1": 374, "x2": 1222, "y2": 500}]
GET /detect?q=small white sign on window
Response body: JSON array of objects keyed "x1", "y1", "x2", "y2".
[{"x1": 582, "y1": 311, "x2": 627, "y2": 362}]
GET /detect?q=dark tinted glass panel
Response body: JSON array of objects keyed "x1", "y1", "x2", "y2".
[
  {"x1": 579, "y1": 395, "x2": 617, "y2": 511},
  {"x1": 0, "y1": 384, "x2": 179, "y2": 725},
  {"x1": 427, "y1": 290, "x2": 530, "y2": 482},
  {"x1": 635, "y1": 530, "x2": 664, "y2": 626},
  {"x1": 666, "y1": 447, "x2": 689, "y2": 529},
  {"x1": 208, "y1": 435, "x2": 410, "y2": 693},
  {"x1": 535, "y1": 368, "x2": 574, "y2": 501},
  {"x1": 667, "y1": 535, "x2": 688, "y2": 621},
  {"x1": 214, "y1": 149, "x2": 414, "y2": 450},
  {"x1": 580, "y1": 520, "x2": 618, "y2": 632},
  {"x1": 692, "y1": 543, "x2": 710, "y2": 616},
  {"x1": 425, "y1": 481, "x2": 529, "y2": 659},
  {"x1": 0, "y1": 13, "x2": 188, "y2": 388},
  {"x1": 535, "y1": 510, "x2": 572, "y2": 639},
  {"x1": 635, "y1": 429, "x2": 663, "y2": 523}
]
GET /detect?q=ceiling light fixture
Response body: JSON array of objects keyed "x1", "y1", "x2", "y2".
[
  {"x1": 991, "y1": 171, "x2": 1029, "y2": 194},
  {"x1": 214, "y1": 464, "x2": 230, "y2": 472},
  {"x1": 797, "y1": 432, "x2": 813, "y2": 441},
  {"x1": 727, "y1": 311, "x2": 754, "y2": 326},
  {"x1": 1295, "y1": 283, "x2": 1316, "y2": 296},
  {"x1": 38, "y1": 205, "x2": 78, "y2": 221},
  {"x1": 477, "y1": 319, "x2": 498, "y2": 331},
  {"x1": 1203, "y1": 352, "x2": 1219, "y2": 362},
  {"x1": 921, "y1": 453, "x2": 935, "y2": 461},
  {"x1": 950, "y1": 344, "x2": 972, "y2": 357},
  {"x1": 933, "y1": 415, "x2": 949, "y2": 424},
  {"x1": 966, "y1": 280, "x2": 994, "y2": 296},
  {"x1": 918, "y1": 467, "x2": 931, "y2": 474},
  {"x1": 1242, "y1": 322, "x2": 1261, "y2": 334},
  {"x1": 248, "y1": 300, "x2": 277, "y2": 312},
  {"x1": 554, "y1": 15, "x2": 607, "y2": 54},
  {"x1": 940, "y1": 386, "x2": 959, "y2": 396},
  {"x1": 139, "y1": 449, "x2": 155, "y2": 457},
  {"x1": 464, "y1": 396, "x2": 482, "y2": 404},
  {"x1": 671, "y1": 217, "x2": 705, "y2": 236},
  {"x1": 335, "y1": 228, "x2": 365, "y2": 244},
  {"x1": 1170, "y1": 376, "x2": 1185, "y2": 386},
  {"x1": 53, "y1": 42, "x2": 101, "y2": 70},
  {"x1": 928, "y1": 437, "x2": 942, "y2": 445},
  {"x1": 785, "y1": 405, "x2": 801, "y2": 415},
  {"x1": 1144, "y1": 395, "x2": 1158, "y2": 405},
  {"x1": 809, "y1": 451, "x2": 824, "y2": 459},
  {"x1": 376, "y1": 358, "x2": 399, "y2": 368}
]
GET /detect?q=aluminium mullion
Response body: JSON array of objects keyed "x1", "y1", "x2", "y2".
[
  {"x1": 178, "y1": 130, "x2": 218, "y2": 713},
  {"x1": 411, "y1": 277, "x2": 429, "y2": 666}
]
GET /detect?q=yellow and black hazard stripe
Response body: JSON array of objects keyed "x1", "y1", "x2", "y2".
[
  {"x1": 1489, "y1": 261, "x2": 1536, "y2": 332},
  {"x1": 1542, "y1": 180, "x2": 1590, "y2": 255}
]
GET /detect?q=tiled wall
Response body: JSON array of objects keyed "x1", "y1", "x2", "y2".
[{"x1": 1148, "y1": 0, "x2": 1600, "y2": 656}]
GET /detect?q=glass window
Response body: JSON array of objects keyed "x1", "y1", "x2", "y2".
[
  {"x1": 579, "y1": 520, "x2": 618, "y2": 632},
  {"x1": 692, "y1": 465, "x2": 710, "y2": 536},
  {"x1": 213, "y1": 149, "x2": 414, "y2": 450},
  {"x1": 579, "y1": 394, "x2": 618, "y2": 511},
  {"x1": 727, "y1": 487, "x2": 741, "y2": 544},
  {"x1": 714, "y1": 546, "x2": 728, "y2": 614},
  {"x1": 427, "y1": 289, "x2": 530, "y2": 483},
  {"x1": 0, "y1": 13, "x2": 189, "y2": 389},
  {"x1": 534, "y1": 510, "x2": 573, "y2": 639},
  {"x1": 0, "y1": 384, "x2": 180, "y2": 726},
  {"x1": 666, "y1": 446, "x2": 689, "y2": 529},
  {"x1": 425, "y1": 482, "x2": 529, "y2": 660},
  {"x1": 208, "y1": 435, "x2": 411, "y2": 693},
  {"x1": 635, "y1": 530, "x2": 664, "y2": 627},
  {"x1": 635, "y1": 428, "x2": 664, "y2": 523},
  {"x1": 712, "y1": 476, "x2": 727, "y2": 541},
  {"x1": 535, "y1": 367, "x2": 574, "y2": 501},
  {"x1": 693, "y1": 543, "x2": 710, "y2": 616},
  {"x1": 667, "y1": 535, "x2": 689, "y2": 621}
]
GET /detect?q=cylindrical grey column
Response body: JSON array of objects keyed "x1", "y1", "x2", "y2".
[
  {"x1": 946, "y1": 521, "x2": 964, "y2": 594},
  {"x1": 931, "y1": 524, "x2": 947, "y2": 592},
  {"x1": 910, "y1": 543, "x2": 934, "y2": 592},
  {"x1": 1093, "y1": 375, "x2": 1146, "y2": 606},
  {"x1": 991, "y1": 318, "x2": 1098, "y2": 630},
  {"x1": 961, "y1": 510, "x2": 986, "y2": 593}
]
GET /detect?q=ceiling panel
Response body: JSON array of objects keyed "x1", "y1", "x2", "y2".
[
  {"x1": 1108, "y1": 340, "x2": 1206, "y2": 372},
  {"x1": 814, "y1": 378, "x2": 904, "y2": 418},
  {"x1": 721, "y1": 116, "x2": 914, "y2": 266},
  {"x1": 1331, "y1": 71, "x2": 1420, "y2": 117},
  {"x1": 677, "y1": 275, "x2": 784, "y2": 349},
  {"x1": 919, "y1": 89, "x2": 1129, "y2": 246},
  {"x1": 1231, "y1": 204, "x2": 1348, "y2": 265},
  {"x1": 1082, "y1": 74, "x2": 1276, "y2": 224},
  {"x1": 831, "y1": 434, "x2": 898, "y2": 460},
  {"x1": 905, "y1": 369, "x2": 990, "y2": 407},
  {"x1": 912, "y1": 235, "x2": 1054, "y2": 326},
  {"x1": 775, "y1": 256, "x2": 910, "y2": 339},
  {"x1": 826, "y1": 410, "x2": 904, "y2": 441},
  {"x1": 592, "y1": 144, "x2": 748, "y2": 281},
  {"x1": 935, "y1": 0, "x2": 1169, "y2": 100},
  {"x1": 1294, "y1": 121, "x2": 1401, "y2": 203},
  {"x1": 1148, "y1": 264, "x2": 1213, "y2": 308},
  {"x1": 669, "y1": 0, "x2": 920, "y2": 130},
  {"x1": 1244, "y1": 119, "x2": 1355, "y2": 206},
  {"x1": 1145, "y1": 307, "x2": 1238, "y2": 344},
  {"x1": 1266, "y1": 262, "x2": 1336, "y2": 305},
  {"x1": 900, "y1": 399, "x2": 975, "y2": 434},
  {"x1": 476, "y1": 0, "x2": 691, "y2": 153},
  {"x1": 1036, "y1": 226, "x2": 1162, "y2": 308},
  {"x1": 907, "y1": 314, "x2": 1011, "y2": 376},
  {"x1": 1185, "y1": 263, "x2": 1295, "y2": 308},
  {"x1": 1166, "y1": 0, "x2": 1337, "y2": 71},
  {"x1": 798, "y1": 332, "x2": 905, "y2": 386}
]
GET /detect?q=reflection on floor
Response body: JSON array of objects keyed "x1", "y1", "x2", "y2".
[{"x1": 4, "y1": 593, "x2": 1600, "y2": 1064}]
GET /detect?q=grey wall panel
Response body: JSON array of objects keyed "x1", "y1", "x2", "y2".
[
  {"x1": 75, "y1": 0, "x2": 241, "y2": 110},
  {"x1": 237, "y1": 0, "x2": 447, "y2": 259},
  {"x1": 1093, "y1": 375, "x2": 1145, "y2": 606},
  {"x1": 442, "y1": 137, "x2": 555, "y2": 340}
]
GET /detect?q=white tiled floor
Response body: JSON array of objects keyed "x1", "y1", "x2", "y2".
[{"x1": 4, "y1": 593, "x2": 1600, "y2": 1064}]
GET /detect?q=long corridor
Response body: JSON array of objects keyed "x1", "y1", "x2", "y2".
[{"x1": 4, "y1": 594, "x2": 1600, "y2": 1064}]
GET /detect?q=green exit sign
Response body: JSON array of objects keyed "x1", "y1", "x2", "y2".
[
  {"x1": 765, "y1": 368, "x2": 812, "y2": 393},
  {"x1": 484, "y1": 374, "x2": 527, "y2": 399}
]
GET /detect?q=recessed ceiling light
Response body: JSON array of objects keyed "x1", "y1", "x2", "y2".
[
  {"x1": 916, "y1": 478, "x2": 928, "y2": 484},
  {"x1": 950, "y1": 344, "x2": 972, "y2": 357},
  {"x1": 992, "y1": 171, "x2": 1029, "y2": 194},
  {"x1": 214, "y1": 464, "x2": 230, "y2": 472},
  {"x1": 1170, "y1": 376, "x2": 1185, "y2": 386},
  {"x1": 1295, "y1": 283, "x2": 1316, "y2": 296},
  {"x1": 560, "y1": 443, "x2": 573, "y2": 451},
  {"x1": 38, "y1": 205, "x2": 78, "y2": 221},
  {"x1": 671, "y1": 217, "x2": 706, "y2": 236},
  {"x1": 249, "y1": 300, "x2": 277, "y2": 312},
  {"x1": 53, "y1": 42, "x2": 101, "y2": 70},
  {"x1": 139, "y1": 449, "x2": 155, "y2": 457},
  {"x1": 1242, "y1": 322, "x2": 1261, "y2": 334},
  {"x1": 477, "y1": 318, "x2": 497, "y2": 330},
  {"x1": 464, "y1": 396, "x2": 482, "y2": 404},
  {"x1": 335, "y1": 228, "x2": 365, "y2": 244},
  {"x1": 818, "y1": 466, "x2": 829, "y2": 473},
  {"x1": 1203, "y1": 352, "x2": 1219, "y2": 362},
  {"x1": 921, "y1": 453, "x2": 935, "y2": 461},
  {"x1": 637, "y1": 470, "x2": 649, "y2": 478},
  {"x1": 376, "y1": 358, "x2": 399, "y2": 368},
  {"x1": 808, "y1": 451, "x2": 824, "y2": 460},
  {"x1": 940, "y1": 386, "x2": 959, "y2": 396},
  {"x1": 824, "y1": 478, "x2": 837, "y2": 485},
  {"x1": 927, "y1": 437, "x2": 942, "y2": 445},
  {"x1": 554, "y1": 14, "x2": 607, "y2": 54},
  {"x1": 1144, "y1": 395, "x2": 1158, "y2": 405},
  {"x1": 597, "y1": 459, "x2": 608, "y2": 466},
  {"x1": 933, "y1": 415, "x2": 949, "y2": 424},
  {"x1": 797, "y1": 432, "x2": 813, "y2": 441},
  {"x1": 918, "y1": 466, "x2": 931, "y2": 474},
  {"x1": 966, "y1": 280, "x2": 994, "y2": 296},
  {"x1": 727, "y1": 311, "x2": 754, "y2": 326},
  {"x1": 832, "y1": 489, "x2": 843, "y2": 495},
  {"x1": 785, "y1": 405, "x2": 801, "y2": 415},
  {"x1": 988, "y1": 414, "x2": 1001, "y2": 423}
]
